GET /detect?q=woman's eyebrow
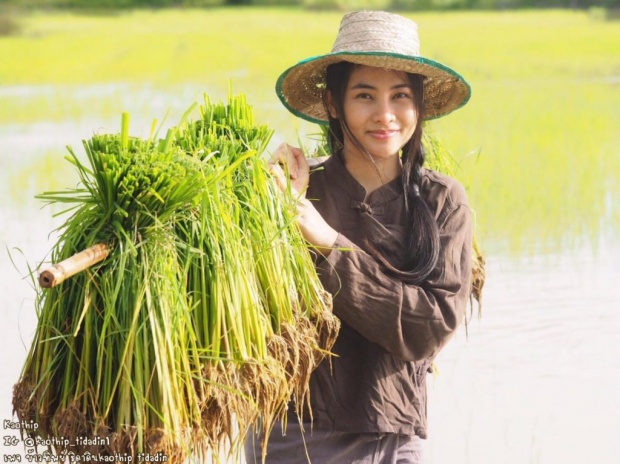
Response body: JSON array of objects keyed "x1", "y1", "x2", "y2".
[
  {"x1": 349, "y1": 82, "x2": 411, "y2": 90},
  {"x1": 350, "y1": 82, "x2": 375, "y2": 90}
]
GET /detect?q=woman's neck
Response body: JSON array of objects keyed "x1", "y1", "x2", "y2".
[{"x1": 341, "y1": 148, "x2": 402, "y2": 196}]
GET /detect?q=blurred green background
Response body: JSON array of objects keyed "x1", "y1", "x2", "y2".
[
  {"x1": 2, "y1": 5, "x2": 620, "y2": 464},
  {"x1": 1, "y1": 6, "x2": 619, "y2": 256}
]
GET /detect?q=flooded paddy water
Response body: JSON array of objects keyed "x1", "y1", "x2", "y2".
[{"x1": 1, "y1": 9, "x2": 620, "y2": 463}]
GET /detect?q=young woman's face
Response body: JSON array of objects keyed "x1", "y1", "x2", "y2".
[{"x1": 335, "y1": 65, "x2": 418, "y2": 161}]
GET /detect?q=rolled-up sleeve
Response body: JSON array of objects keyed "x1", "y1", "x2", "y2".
[{"x1": 316, "y1": 196, "x2": 472, "y2": 362}]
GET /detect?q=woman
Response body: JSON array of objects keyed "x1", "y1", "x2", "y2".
[{"x1": 246, "y1": 10, "x2": 473, "y2": 464}]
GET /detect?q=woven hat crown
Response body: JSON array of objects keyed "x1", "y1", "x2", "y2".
[{"x1": 332, "y1": 11, "x2": 420, "y2": 56}]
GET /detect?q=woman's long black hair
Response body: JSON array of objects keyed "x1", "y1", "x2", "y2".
[{"x1": 323, "y1": 61, "x2": 440, "y2": 285}]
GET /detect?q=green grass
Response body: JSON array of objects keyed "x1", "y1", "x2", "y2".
[{"x1": 2, "y1": 8, "x2": 620, "y2": 256}]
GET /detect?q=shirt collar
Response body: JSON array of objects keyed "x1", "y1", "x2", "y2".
[{"x1": 321, "y1": 151, "x2": 404, "y2": 206}]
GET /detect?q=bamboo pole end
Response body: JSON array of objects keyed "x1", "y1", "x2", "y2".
[
  {"x1": 38, "y1": 269, "x2": 59, "y2": 288},
  {"x1": 37, "y1": 243, "x2": 110, "y2": 289}
]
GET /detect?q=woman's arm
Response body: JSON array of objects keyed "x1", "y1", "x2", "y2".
[
  {"x1": 270, "y1": 144, "x2": 471, "y2": 361},
  {"x1": 316, "y1": 198, "x2": 473, "y2": 362}
]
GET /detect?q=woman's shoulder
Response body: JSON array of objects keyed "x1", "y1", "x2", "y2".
[
  {"x1": 420, "y1": 168, "x2": 470, "y2": 223},
  {"x1": 307, "y1": 156, "x2": 330, "y2": 168},
  {"x1": 306, "y1": 155, "x2": 334, "y2": 197},
  {"x1": 421, "y1": 168, "x2": 468, "y2": 201},
  {"x1": 307, "y1": 155, "x2": 334, "y2": 185}
]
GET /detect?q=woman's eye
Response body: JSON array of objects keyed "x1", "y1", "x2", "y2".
[
  {"x1": 355, "y1": 92, "x2": 372, "y2": 100},
  {"x1": 394, "y1": 92, "x2": 412, "y2": 99}
]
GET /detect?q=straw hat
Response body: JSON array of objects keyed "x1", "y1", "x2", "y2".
[{"x1": 275, "y1": 10, "x2": 471, "y2": 123}]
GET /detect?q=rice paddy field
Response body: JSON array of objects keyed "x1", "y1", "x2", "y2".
[{"x1": 1, "y1": 7, "x2": 619, "y2": 463}]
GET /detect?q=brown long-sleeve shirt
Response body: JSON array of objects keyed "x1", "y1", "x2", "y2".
[{"x1": 305, "y1": 153, "x2": 472, "y2": 438}]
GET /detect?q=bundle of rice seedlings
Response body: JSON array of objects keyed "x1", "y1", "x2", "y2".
[
  {"x1": 13, "y1": 94, "x2": 339, "y2": 463},
  {"x1": 13, "y1": 115, "x2": 207, "y2": 461},
  {"x1": 173, "y1": 93, "x2": 339, "y2": 457}
]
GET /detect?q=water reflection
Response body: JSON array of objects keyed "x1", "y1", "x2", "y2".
[{"x1": 429, "y1": 243, "x2": 620, "y2": 463}]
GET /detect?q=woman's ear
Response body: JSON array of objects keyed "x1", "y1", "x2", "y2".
[{"x1": 325, "y1": 91, "x2": 338, "y2": 119}]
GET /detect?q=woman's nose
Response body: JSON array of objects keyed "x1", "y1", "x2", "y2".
[{"x1": 373, "y1": 99, "x2": 395, "y2": 124}]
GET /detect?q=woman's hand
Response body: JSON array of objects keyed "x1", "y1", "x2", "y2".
[
  {"x1": 269, "y1": 143, "x2": 338, "y2": 255},
  {"x1": 269, "y1": 143, "x2": 310, "y2": 194}
]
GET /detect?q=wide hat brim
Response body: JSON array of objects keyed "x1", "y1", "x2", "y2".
[{"x1": 276, "y1": 51, "x2": 472, "y2": 124}]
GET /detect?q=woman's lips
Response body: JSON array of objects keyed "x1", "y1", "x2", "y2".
[{"x1": 368, "y1": 130, "x2": 399, "y2": 140}]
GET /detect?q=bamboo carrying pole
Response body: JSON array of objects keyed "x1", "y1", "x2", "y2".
[{"x1": 38, "y1": 243, "x2": 110, "y2": 288}]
